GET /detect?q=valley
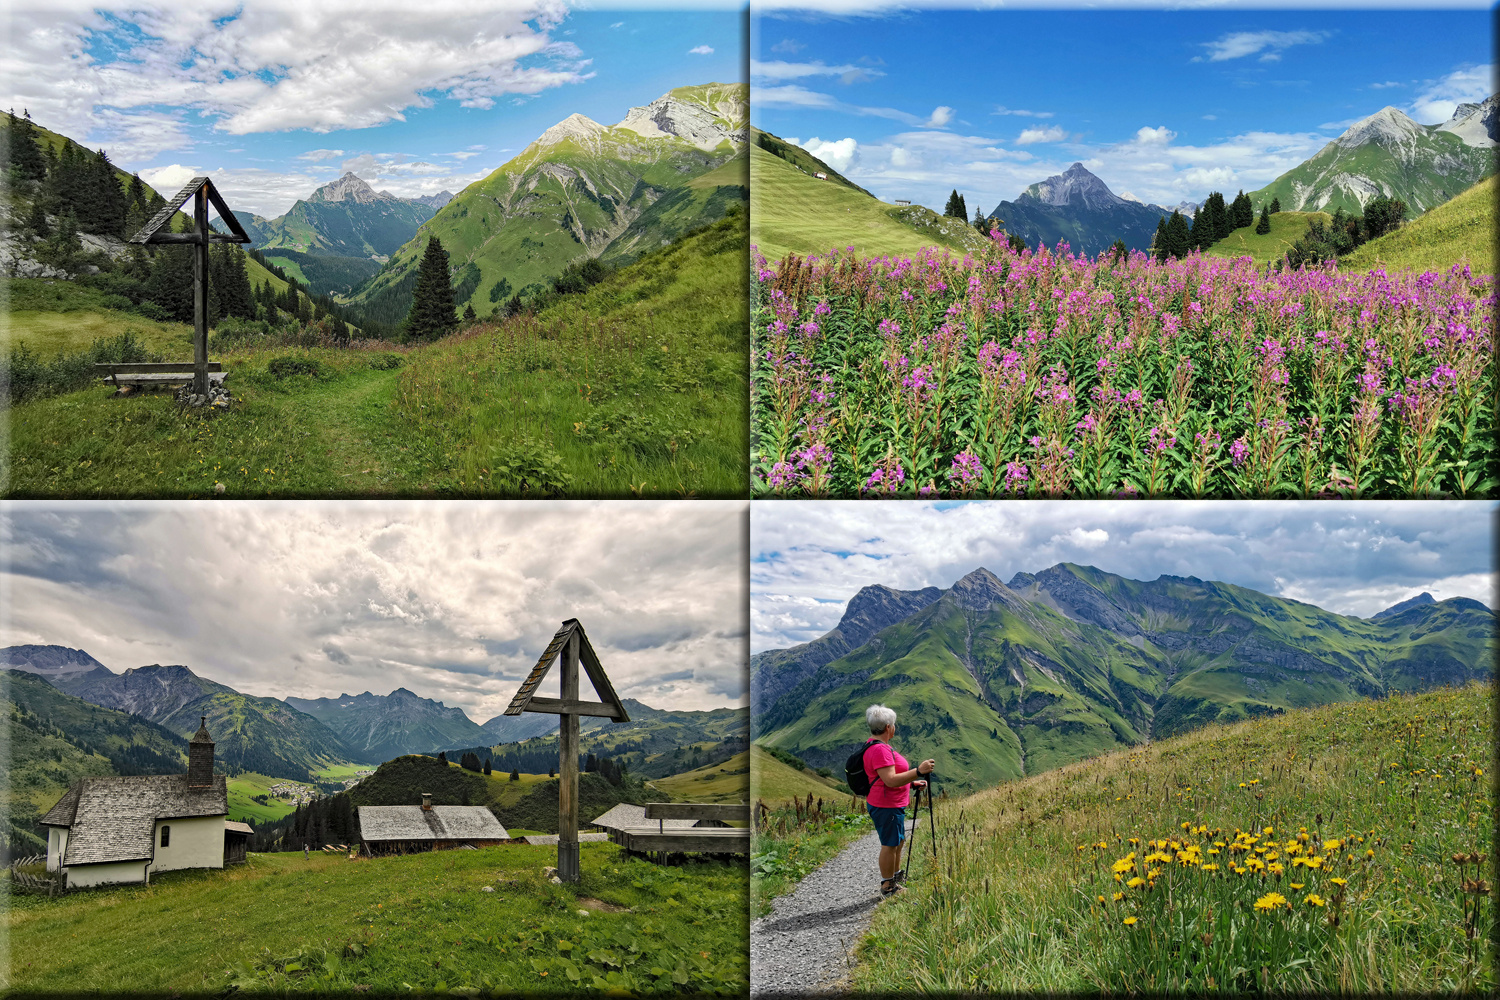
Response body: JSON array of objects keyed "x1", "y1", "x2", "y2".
[{"x1": 752, "y1": 565, "x2": 1495, "y2": 794}]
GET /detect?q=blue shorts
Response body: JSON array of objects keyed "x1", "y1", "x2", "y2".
[{"x1": 868, "y1": 804, "x2": 907, "y2": 848}]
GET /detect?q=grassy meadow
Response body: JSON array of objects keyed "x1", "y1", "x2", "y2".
[
  {"x1": 3, "y1": 843, "x2": 747, "y2": 994},
  {"x1": 226, "y1": 772, "x2": 312, "y2": 825},
  {"x1": 4, "y1": 212, "x2": 747, "y2": 498},
  {"x1": 750, "y1": 143, "x2": 988, "y2": 264},
  {"x1": 649, "y1": 750, "x2": 750, "y2": 805},
  {"x1": 1201, "y1": 211, "x2": 1331, "y2": 268},
  {"x1": 855, "y1": 683, "x2": 1494, "y2": 992},
  {"x1": 1343, "y1": 176, "x2": 1495, "y2": 277}
]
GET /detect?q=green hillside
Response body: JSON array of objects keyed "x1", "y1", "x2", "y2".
[
  {"x1": 855, "y1": 683, "x2": 1493, "y2": 993},
  {"x1": 258, "y1": 196, "x2": 432, "y2": 259},
  {"x1": 752, "y1": 127, "x2": 874, "y2": 197},
  {"x1": 748, "y1": 745, "x2": 847, "y2": 804},
  {"x1": 756, "y1": 566, "x2": 1496, "y2": 796},
  {"x1": 649, "y1": 750, "x2": 750, "y2": 804},
  {"x1": 350, "y1": 83, "x2": 747, "y2": 325},
  {"x1": 4, "y1": 843, "x2": 747, "y2": 994},
  {"x1": 1201, "y1": 211, "x2": 1331, "y2": 268},
  {"x1": 750, "y1": 141, "x2": 989, "y2": 264},
  {"x1": 6, "y1": 211, "x2": 748, "y2": 498},
  {"x1": 1342, "y1": 175, "x2": 1495, "y2": 276}
]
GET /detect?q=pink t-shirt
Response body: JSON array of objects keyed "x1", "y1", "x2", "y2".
[{"x1": 863, "y1": 740, "x2": 910, "y2": 809}]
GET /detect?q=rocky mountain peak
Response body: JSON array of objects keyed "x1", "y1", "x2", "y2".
[
  {"x1": 948, "y1": 567, "x2": 1012, "y2": 611},
  {"x1": 1021, "y1": 162, "x2": 1124, "y2": 211},
  {"x1": 1, "y1": 644, "x2": 111, "y2": 679},
  {"x1": 1436, "y1": 93, "x2": 1498, "y2": 147},
  {"x1": 616, "y1": 89, "x2": 747, "y2": 152},
  {"x1": 1335, "y1": 106, "x2": 1426, "y2": 150},
  {"x1": 1371, "y1": 591, "x2": 1436, "y2": 619},
  {"x1": 535, "y1": 113, "x2": 608, "y2": 149},
  {"x1": 308, "y1": 172, "x2": 389, "y2": 205}
]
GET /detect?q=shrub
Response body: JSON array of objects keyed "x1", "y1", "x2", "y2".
[
  {"x1": 367, "y1": 352, "x2": 405, "y2": 371},
  {"x1": 2, "y1": 330, "x2": 162, "y2": 405},
  {"x1": 267, "y1": 354, "x2": 330, "y2": 380},
  {"x1": 490, "y1": 436, "x2": 574, "y2": 497}
]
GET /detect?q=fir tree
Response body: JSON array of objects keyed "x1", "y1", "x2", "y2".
[
  {"x1": 437, "y1": 751, "x2": 447, "y2": 764},
  {"x1": 1151, "y1": 216, "x2": 1169, "y2": 263},
  {"x1": 483, "y1": 758, "x2": 492, "y2": 776},
  {"x1": 1269, "y1": 196, "x2": 1281, "y2": 214},
  {"x1": 1255, "y1": 204, "x2": 1271, "y2": 235},
  {"x1": 404, "y1": 235, "x2": 458, "y2": 340},
  {"x1": 943, "y1": 189, "x2": 967, "y2": 219},
  {"x1": 23, "y1": 199, "x2": 49, "y2": 239},
  {"x1": 1164, "y1": 210, "x2": 1191, "y2": 260},
  {"x1": 509, "y1": 768, "x2": 520, "y2": 781},
  {"x1": 462, "y1": 302, "x2": 476, "y2": 323},
  {"x1": 1230, "y1": 190, "x2": 1253, "y2": 230},
  {"x1": 6, "y1": 112, "x2": 47, "y2": 183}
]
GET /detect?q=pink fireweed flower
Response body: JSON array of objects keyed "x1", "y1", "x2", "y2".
[
  {"x1": 1076, "y1": 413, "x2": 1098, "y2": 435},
  {"x1": 767, "y1": 462, "x2": 804, "y2": 491},
  {"x1": 878, "y1": 318, "x2": 902, "y2": 339},
  {"x1": 861, "y1": 465, "x2": 906, "y2": 495},
  {"x1": 813, "y1": 301, "x2": 831, "y2": 316},
  {"x1": 1003, "y1": 462, "x2": 1030, "y2": 493},
  {"x1": 947, "y1": 452, "x2": 985, "y2": 491},
  {"x1": 798, "y1": 442, "x2": 833, "y2": 472},
  {"x1": 800, "y1": 321, "x2": 820, "y2": 337},
  {"x1": 1149, "y1": 426, "x2": 1176, "y2": 453},
  {"x1": 1426, "y1": 365, "x2": 1459, "y2": 393},
  {"x1": 1230, "y1": 437, "x2": 1249, "y2": 467}
]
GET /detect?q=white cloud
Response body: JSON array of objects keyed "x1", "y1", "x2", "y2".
[
  {"x1": 992, "y1": 105, "x2": 1053, "y2": 118},
  {"x1": 610, "y1": 20, "x2": 624, "y2": 28},
  {"x1": 925, "y1": 105, "x2": 954, "y2": 128},
  {"x1": 752, "y1": 60, "x2": 885, "y2": 85},
  {"x1": 803, "y1": 136, "x2": 858, "y2": 172},
  {"x1": 1410, "y1": 63, "x2": 1494, "y2": 124},
  {"x1": 5, "y1": 2, "x2": 592, "y2": 162},
  {"x1": 750, "y1": 501, "x2": 1495, "y2": 652},
  {"x1": 1133, "y1": 125, "x2": 1175, "y2": 145},
  {"x1": 770, "y1": 38, "x2": 805, "y2": 55},
  {"x1": 1202, "y1": 114, "x2": 1217, "y2": 121},
  {"x1": 298, "y1": 149, "x2": 346, "y2": 161},
  {"x1": 1369, "y1": 81, "x2": 1403, "y2": 90},
  {"x1": 7, "y1": 501, "x2": 750, "y2": 717},
  {"x1": 689, "y1": 45, "x2": 715, "y2": 55},
  {"x1": 1016, "y1": 124, "x2": 1067, "y2": 145},
  {"x1": 1198, "y1": 29, "x2": 1329, "y2": 63}
]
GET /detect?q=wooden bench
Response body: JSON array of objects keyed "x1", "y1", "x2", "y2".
[
  {"x1": 614, "y1": 802, "x2": 750, "y2": 856},
  {"x1": 96, "y1": 362, "x2": 225, "y2": 389}
]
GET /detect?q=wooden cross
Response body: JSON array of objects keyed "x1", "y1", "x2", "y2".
[
  {"x1": 504, "y1": 619, "x2": 629, "y2": 882},
  {"x1": 129, "y1": 177, "x2": 251, "y2": 397}
]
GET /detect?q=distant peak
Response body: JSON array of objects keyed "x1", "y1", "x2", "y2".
[
  {"x1": 1021, "y1": 161, "x2": 1123, "y2": 210},
  {"x1": 1335, "y1": 106, "x2": 1425, "y2": 149},
  {"x1": 949, "y1": 567, "x2": 1011, "y2": 611},
  {"x1": 308, "y1": 172, "x2": 389, "y2": 205},
  {"x1": 1372, "y1": 591, "x2": 1437, "y2": 619},
  {"x1": 535, "y1": 113, "x2": 607, "y2": 148}
]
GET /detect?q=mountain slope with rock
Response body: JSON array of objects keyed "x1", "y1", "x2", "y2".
[
  {"x1": 348, "y1": 82, "x2": 748, "y2": 323},
  {"x1": 753, "y1": 565, "x2": 1495, "y2": 792},
  {"x1": 1247, "y1": 104, "x2": 1495, "y2": 216},
  {"x1": 253, "y1": 172, "x2": 438, "y2": 259}
]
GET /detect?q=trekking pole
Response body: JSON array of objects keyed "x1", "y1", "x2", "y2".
[
  {"x1": 926, "y1": 777, "x2": 937, "y2": 859},
  {"x1": 902, "y1": 785, "x2": 919, "y2": 880}
]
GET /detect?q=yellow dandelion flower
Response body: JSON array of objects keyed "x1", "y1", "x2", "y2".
[
  {"x1": 1323, "y1": 839, "x2": 1342, "y2": 852},
  {"x1": 1123, "y1": 916, "x2": 1138, "y2": 925},
  {"x1": 1112, "y1": 859, "x2": 1134, "y2": 874},
  {"x1": 1263, "y1": 826, "x2": 1274, "y2": 835},
  {"x1": 1095, "y1": 840, "x2": 1108, "y2": 849},
  {"x1": 1254, "y1": 892, "x2": 1289, "y2": 912},
  {"x1": 1097, "y1": 894, "x2": 1106, "y2": 903},
  {"x1": 1201, "y1": 863, "x2": 1219, "y2": 872},
  {"x1": 1306, "y1": 857, "x2": 1324, "y2": 869},
  {"x1": 1147, "y1": 867, "x2": 1162, "y2": 879},
  {"x1": 1128, "y1": 838, "x2": 1139, "y2": 846},
  {"x1": 1234, "y1": 867, "x2": 1248, "y2": 875},
  {"x1": 1365, "y1": 849, "x2": 1375, "y2": 858},
  {"x1": 1126, "y1": 876, "x2": 1146, "y2": 888},
  {"x1": 1268, "y1": 862, "x2": 1285, "y2": 875},
  {"x1": 1112, "y1": 892, "x2": 1124, "y2": 902},
  {"x1": 1239, "y1": 782, "x2": 1247, "y2": 787},
  {"x1": 1290, "y1": 882, "x2": 1305, "y2": 891},
  {"x1": 1330, "y1": 877, "x2": 1347, "y2": 887},
  {"x1": 1305, "y1": 894, "x2": 1326, "y2": 908},
  {"x1": 1181, "y1": 821, "x2": 1191, "y2": 830}
]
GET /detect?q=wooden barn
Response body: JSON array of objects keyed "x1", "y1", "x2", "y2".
[
  {"x1": 357, "y1": 794, "x2": 508, "y2": 855},
  {"x1": 40, "y1": 719, "x2": 245, "y2": 888}
]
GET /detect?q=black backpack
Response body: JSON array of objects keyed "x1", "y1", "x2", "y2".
[{"x1": 845, "y1": 740, "x2": 880, "y2": 796}]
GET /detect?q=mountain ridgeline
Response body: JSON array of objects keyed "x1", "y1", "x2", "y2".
[
  {"x1": 988, "y1": 162, "x2": 1186, "y2": 256},
  {"x1": 752, "y1": 565, "x2": 1495, "y2": 793},
  {"x1": 348, "y1": 82, "x2": 748, "y2": 327}
]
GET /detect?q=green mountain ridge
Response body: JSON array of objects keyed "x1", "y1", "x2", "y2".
[
  {"x1": 754, "y1": 564, "x2": 1495, "y2": 794},
  {"x1": 348, "y1": 82, "x2": 748, "y2": 324},
  {"x1": 1247, "y1": 105, "x2": 1495, "y2": 216},
  {"x1": 251, "y1": 172, "x2": 437, "y2": 259}
]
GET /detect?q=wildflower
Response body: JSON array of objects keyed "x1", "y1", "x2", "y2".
[
  {"x1": 1229, "y1": 438, "x2": 1249, "y2": 467},
  {"x1": 1201, "y1": 864, "x2": 1219, "y2": 872},
  {"x1": 1097, "y1": 895, "x2": 1105, "y2": 903},
  {"x1": 1254, "y1": 892, "x2": 1289, "y2": 912},
  {"x1": 1290, "y1": 883, "x2": 1305, "y2": 891},
  {"x1": 1112, "y1": 892, "x2": 1124, "y2": 902},
  {"x1": 1126, "y1": 876, "x2": 1146, "y2": 889},
  {"x1": 1305, "y1": 894, "x2": 1326, "y2": 908},
  {"x1": 1329, "y1": 878, "x2": 1347, "y2": 887},
  {"x1": 1123, "y1": 916, "x2": 1138, "y2": 926}
]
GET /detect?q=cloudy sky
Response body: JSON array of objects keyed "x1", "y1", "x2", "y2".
[
  {"x1": 751, "y1": 501, "x2": 1496, "y2": 653},
  {"x1": 2, "y1": 502, "x2": 748, "y2": 721},
  {"x1": 5, "y1": 0, "x2": 743, "y2": 218},
  {"x1": 751, "y1": 4, "x2": 1492, "y2": 213}
]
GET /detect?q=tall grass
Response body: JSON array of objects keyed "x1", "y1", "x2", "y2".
[{"x1": 856, "y1": 684, "x2": 1493, "y2": 992}]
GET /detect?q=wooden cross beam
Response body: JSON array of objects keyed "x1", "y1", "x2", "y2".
[
  {"x1": 129, "y1": 177, "x2": 251, "y2": 397},
  {"x1": 504, "y1": 619, "x2": 628, "y2": 883}
]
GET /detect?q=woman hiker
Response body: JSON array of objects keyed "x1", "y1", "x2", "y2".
[{"x1": 861, "y1": 703, "x2": 935, "y2": 896}]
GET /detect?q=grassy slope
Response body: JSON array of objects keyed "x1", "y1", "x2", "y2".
[
  {"x1": 750, "y1": 143, "x2": 989, "y2": 264},
  {"x1": 648, "y1": 750, "x2": 749, "y2": 804},
  {"x1": 5, "y1": 214, "x2": 747, "y2": 498},
  {"x1": 3, "y1": 845, "x2": 747, "y2": 994},
  {"x1": 856, "y1": 684, "x2": 1493, "y2": 992},
  {"x1": 225, "y1": 772, "x2": 310, "y2": 825},
  {"x1": 1201, "y1": 211, "x2": 1331, "y2": 268},
  {"x1": 749, "y1": 745, "x2": 848, "y2": 805},
  {"x1": 1343, "y1": 175, "x2": 1495, "y2": 277}
]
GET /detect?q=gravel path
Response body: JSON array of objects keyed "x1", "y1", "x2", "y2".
[{"x1": 750, "y1": 818, "x2": 916, "y2": 995}]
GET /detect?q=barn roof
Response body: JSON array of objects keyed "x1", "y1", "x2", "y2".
[
  {"x1": 590, "y1": 803, "x2": 696, "y2": 832},
  {"x1": 225, "y1": 820, "x2": 254, "y2": 836},
  {"x1": 357, "y1": 805, "x2": 508, "y2": 841},
  {"x1": 41, "y1": 775, "x2": 227, "y2": 866}
]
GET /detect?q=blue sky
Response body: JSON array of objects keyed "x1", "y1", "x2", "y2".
[
  {"x1": 752, "y1": 6, "x2": 1493, "y2": 212},
  {"x1": 750, "y1": 501, "x2": 1496, "y2": 653},
  {"x1": 4, "y1": 501, "x2": 750, "y2": 717},
  {"x1": 9, "y1": 3, "x2": 744, "y2": 218}
]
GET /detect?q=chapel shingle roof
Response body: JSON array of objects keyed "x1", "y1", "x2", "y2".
[{"x1": 41, "y1": 775, "x2": 228, "y2": 866}]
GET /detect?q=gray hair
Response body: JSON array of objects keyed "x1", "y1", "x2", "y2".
[{"x1": 866, "y1": 704, "x2": 897, "y2": 735}]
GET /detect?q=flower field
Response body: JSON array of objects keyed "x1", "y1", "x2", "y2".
[
  {"x1": 751, "y1": 239, "x2": 1495, "y2": 498},
  {"x1": 855, "y1": 683, "x2": 1493, "y2": 992}
]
